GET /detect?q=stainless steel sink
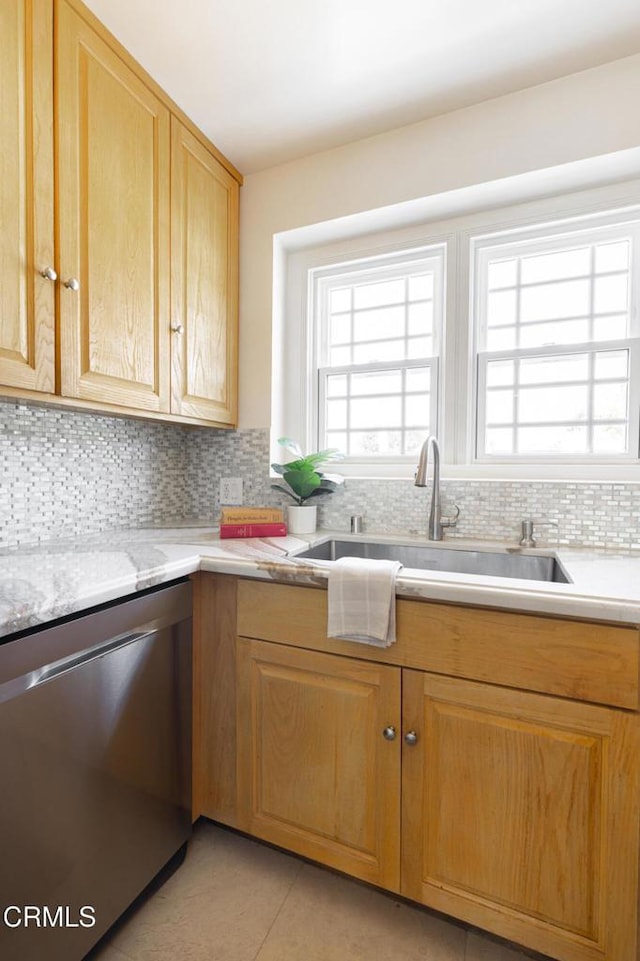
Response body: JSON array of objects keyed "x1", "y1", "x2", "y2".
[{"x1": 295, "y1": 539, "x2": 570, "y2": 583}]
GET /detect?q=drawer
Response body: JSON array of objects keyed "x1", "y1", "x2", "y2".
[{"x1": 237, "y1": 580, "x2": 640, "y2": 710}]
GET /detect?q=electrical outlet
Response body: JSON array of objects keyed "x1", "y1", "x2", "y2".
[{"x1": 219, "y1": 477, "x2": 243, "y2": 505}]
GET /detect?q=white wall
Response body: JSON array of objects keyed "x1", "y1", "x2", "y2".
[{"x1": 238, "y1": 53, "x2": 640, "y2": 429}]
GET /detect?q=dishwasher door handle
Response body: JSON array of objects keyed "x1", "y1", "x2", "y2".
[{"x1": 0, "y1": 629, "x2": 155, "y2": 705}]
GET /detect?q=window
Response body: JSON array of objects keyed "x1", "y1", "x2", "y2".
[
  {"x1": 280, "y1": 186, "x2": 640, "y2": 478},
  {"x1": 473, "y1": 220, "x2": 640, "y2": 461},
  {"x1": 313, "y1": 248, "x2": 444, "y2": 461}
]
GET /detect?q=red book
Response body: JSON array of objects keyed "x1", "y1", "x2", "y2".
[{"x1": 219, "y1": 522, "x2": 288, "y2": 539}]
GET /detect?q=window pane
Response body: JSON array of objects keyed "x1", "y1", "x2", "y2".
[
  {"x1": 408, "y1": 273, "x2": 433, "y2": 300},
  {"x1": 330, "y1": 345, "x2": 351, "y2": 365},
  {"x1": 351, "y1": 397, "x2": 401, "y2": 428},
  {"x1": 326, "y1": 431, "x2": 348, "y2": 451},
  {"x1": 593, "y1": 274, "x2": 628, "y2": 314},
  {"x1": 593, "y1": 314, "x2": 628, "y2": 340},
  {"x1": 351, "y1": 369, "x2": 402, "y2": 395},
  {"x1": 353, "y1": 279, "x2": 404, "y2": 309},
  {"x1": 487, "y1": 259, "x2": 517, "y2": 289},
  {"x1": 519, "y1": 319, "x2": 589, "y2": 348},
  {"x1": 519, "y1": 385, "x2": 587, "y2": 423},
  {"x1": 326, "y1": 399, "x2": 348, "y2": 429},
  {"x1": 330, "y1": 288, "x2": 351, "y2": 312},
  {"x1": 486, "y1": 390, "x2": 513, "y2": 424},
  {"x1": 405, "y1": 394, "x2": 430, "y2": 428},
  {"x1": 353, "y1": 341, "x2": 402, "y2": 363},
  {"x1": 353, "y1": 305, "x2": 404, "y2": 341},
  {"x1": 518, "y1": 425, "x2": 588, "y2": 453},
  {"x1": 593, "y1": 424, "x2": 627, "y2": 453},
  {"x1": 519, "y1": 353, "x2": 589, "y2": 385},
  {"x1": 485, "y1": 428, "x2": 514, "y2": 454},
  {"x1": 350, "y1": 431, "x2": 402, "y2": 455},
  {"x1": 520, "y1": 247, "x2": 589, "y2": 284},
  {"x1": 595, "y1": 241, "x2": 629, "y2": 273},
  {"x1": 407, "y1": 336, "x2": 431, "y2": 359},
  {"x1": 406, "y1": 367, "x2": 431, "y2": 392},
  {"x1": 486, "y1": 327, "x2": 517, "y2": 350},
  {"x1": 520, "y1": 278, "x2": 589, "y2": 323},
  {"x1": 594, "y1": 350, "x2": 628, "y2": 380},
  {"x1": 593, "y1": 382, "x2": 628, "y2": 420},
  {"x1": 406, "y1": 429, "x2": 428, "y2": 454},
  {"x1": 330, "y1": 315, "x2": 350, "y2": 345},
  {"x1": 487, "y1": 289, "x2": 517, "y2": 326},
  {"x1": 486, "y1": 360, "x2": 515, "y2": 387},
  {"x1": 327, "y1": 374, "x2": 348, "y2": 397},
  {"x1": 407, "y1": 301, "x2": 433, "y2": 336}
]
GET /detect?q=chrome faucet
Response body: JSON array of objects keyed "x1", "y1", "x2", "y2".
[{"x1": 414, "y1": 435, "x2": 460, "y2": 540}]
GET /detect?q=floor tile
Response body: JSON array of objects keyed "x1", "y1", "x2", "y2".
[
  {"x1": 87, "y1": 944, "x2": 131, "y2": 961},
  {"x1": 255, "y1": 860, "x2": 467, "y2": 961},
  {"x1": 465, "y1": 930, "x2": 549, "y2": 961},
  {"x1": 106, "y1": 822, "x2": 302, "y2": 961}
]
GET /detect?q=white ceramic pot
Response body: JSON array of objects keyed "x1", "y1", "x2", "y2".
[{"x1": 287, "y1": 504, "x2": 317, "y2": 535}]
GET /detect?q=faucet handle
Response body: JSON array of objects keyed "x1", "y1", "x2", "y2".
[
  {"x1": 519, "y1": 519, "x2": 536, "y2": 548},
  {"x1": 440, "y1": 505, "x2": 460, "y2": 529}
]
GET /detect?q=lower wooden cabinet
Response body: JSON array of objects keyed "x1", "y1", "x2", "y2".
[
  {"x1": 401, "y1": 671, "x2": 640, "y2": 961},
  {"x1": 235, "y1": 637, "x2": 401, "y2": 889},
  {"x1": 193, "y1": 574, "x2": 640, "y2": 961}
]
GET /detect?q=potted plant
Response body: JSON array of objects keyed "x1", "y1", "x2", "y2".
[{"x1": 271, "y1": 437, "x2": 343, "y2": 534}]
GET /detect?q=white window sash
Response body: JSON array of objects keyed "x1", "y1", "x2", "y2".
[
  {"x1": 475, "y1": 338, "x2": 640, "y2": 462},
  {"x1": 318, "y1": 358, "x2": 439, "y2": 461},
  {"x1": 471, "y1": 215, "x2": 640, "y2": 463}
]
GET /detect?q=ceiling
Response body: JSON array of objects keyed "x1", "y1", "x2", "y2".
[{"x1": 83, "y1": 0, "x2": 640, "y2": 175}]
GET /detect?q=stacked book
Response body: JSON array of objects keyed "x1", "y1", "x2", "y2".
[{"x1": 219, "y1": 507, "x2": 287, "y2": 539}]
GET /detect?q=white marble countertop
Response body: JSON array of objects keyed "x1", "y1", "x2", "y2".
[{"x1": 1, "y1": 525, "x2": 639, "y2": 640}]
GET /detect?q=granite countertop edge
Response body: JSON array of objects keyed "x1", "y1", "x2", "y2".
[{"x1": 1, "y1": 526, "x2": 639, "y2": 640}]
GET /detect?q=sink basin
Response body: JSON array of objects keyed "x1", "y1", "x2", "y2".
[{"x1": 295, "y1": 539, "x2": 570, "y2": 583}]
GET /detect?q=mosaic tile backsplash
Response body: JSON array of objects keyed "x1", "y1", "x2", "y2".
[{"x1": 2, "y1": 400, "x2": 639, "y2": 551}]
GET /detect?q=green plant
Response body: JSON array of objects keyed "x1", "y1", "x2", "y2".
[{"x1": 271, "y1": 437, "x2": 344, "y2": 506}]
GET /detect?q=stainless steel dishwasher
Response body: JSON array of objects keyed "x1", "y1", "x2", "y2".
[{"x1": 0, "y1": 579, "x2": 192, "y2": 961}]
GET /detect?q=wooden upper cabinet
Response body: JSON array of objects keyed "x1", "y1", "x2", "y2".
[
  {"x1": 56, "y1": 0, "x2": 171, "y2": 412},
  {"x1": 170, "y1": 119, "x2": 239, "y2": 424},
  {"x1": 0, "y1": 0, "x2": 240, "y2": 425},
  {"x1": 0, "y1": 0, "x2": 55, "y2": 393}
]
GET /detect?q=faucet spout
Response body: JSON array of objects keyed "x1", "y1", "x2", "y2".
[{"x1": 414, "y1": 435, "x2": 459, "y2": 541}]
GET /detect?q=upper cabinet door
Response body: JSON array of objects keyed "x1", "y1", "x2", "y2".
[
  {"x1": 170, "y1": 119, "x2": 239, "y2": 425},
  {"x1": 0, "y1": 0, "x2": 55, "y2": 393},
  {"x1": 56, "y1": 0, "x2": 170, "y2": 412}
]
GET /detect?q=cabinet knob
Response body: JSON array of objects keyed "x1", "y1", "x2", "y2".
[
  {"x1": 40, "y1": 266, "x2": 57, "y2": 282},
  {"x1": 382, "y1": 725, "x2": 397, "y2": 741},
  {"x1": 404, "y1": 730, "x2": 418, "y2": 746},
  {"x1": 171, "y1": 323, "x2": 184, "y2": 335},
  {"x1": 64, "y1": 277, "x2": 80, "y2": 291}
]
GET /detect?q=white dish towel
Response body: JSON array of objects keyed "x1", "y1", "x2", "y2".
[{"x1": 327, "y1": 556, "x2": 402, "y2": 648}]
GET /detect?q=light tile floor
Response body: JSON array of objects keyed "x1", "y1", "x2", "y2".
[{"x1": 88, "y1": 821, "x2": 552, "y2": 961}]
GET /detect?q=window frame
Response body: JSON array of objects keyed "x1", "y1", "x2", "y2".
[
  {"x1": 470, "y1": 215, "x2": 640, "y2": 465},
  {"x1": 309, "y1": 245, "x2": 446, "y2": 468}
]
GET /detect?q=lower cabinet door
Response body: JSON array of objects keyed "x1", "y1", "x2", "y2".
[
  {"x1": 236, "y1": 637, "x2": 401, "y2": 890},
  {"x1": 401, "y1": 670, "x2": 640, "y2": 961}
]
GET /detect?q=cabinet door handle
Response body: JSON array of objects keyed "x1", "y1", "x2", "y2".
[
  {"x1": 404, "y1": 730, "x2": 418, "y2": 746},
  {"x1": 40, "y1": 266, "x2": 57, "y2": 281},
  {"x1": 171, "y1": 323, "x2": 184, "y2": 334},
  {"x1": 64, "y1": 277, "x2": 80, "y2": 291},
  {"x1": 382, "y1": 725, "x2": 397, "y2": 741}
]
